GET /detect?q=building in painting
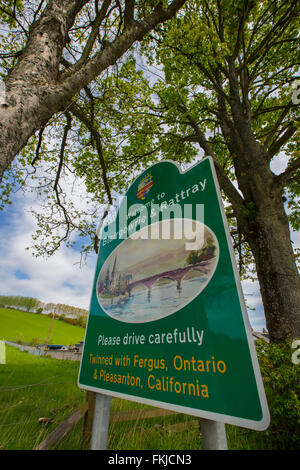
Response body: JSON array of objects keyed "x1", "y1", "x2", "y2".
[
  {"x1": 110, "y1": 256, "x2": 118, "y2": 293},
  {"x1": 98, "y1": 257, "x2": 132, "y2": 297}
]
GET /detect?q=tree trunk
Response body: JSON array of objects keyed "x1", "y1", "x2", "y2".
[
  {"x1": 224, "y1": 94, "x2": 300, "y2": 342},
  {"x1": 0, "y1": 0, "x2": 86, "y2": 181},
  {"x1": 247, "y1": 195, "x2": 300, "y2": 342}
]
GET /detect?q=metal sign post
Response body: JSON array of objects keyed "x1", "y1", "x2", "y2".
[
  {"x1": 90, "y1": 392, "x2": 111, "y2": 450},
  {"x1": 201, "y1": 419, "x2": 228, "y2": 450}
]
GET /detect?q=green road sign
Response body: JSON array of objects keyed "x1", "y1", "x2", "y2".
[{"x1": 78, "y1": 157, "x2": 270, "y2": 430}]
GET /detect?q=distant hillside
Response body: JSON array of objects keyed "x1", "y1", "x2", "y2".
[
  {"x1": 0, "y1": 295, "x2": 88, "y2": 319},
  {"x1": 0, "y1": 307, "x2": 85, "y2": 345},
  {"x1": 118, "y1": 228, "x2": 212, "y2": 282}
]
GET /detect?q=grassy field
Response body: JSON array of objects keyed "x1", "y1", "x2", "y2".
[
  {"x1": 0, "y1": 307, "x2": 85, "y2": 345},
  {"x1": 0, "y1": 345, "x2": 86, "y2": 449},
  {"x1": 0, "y1": 346, "x2": 221, "y2": 450},
  {"x1": 0, "y1": 345, "x2": 205, "y2": 450},
  {"x1": 0, "y1": 344, "x2": 290, "y2": 451}
]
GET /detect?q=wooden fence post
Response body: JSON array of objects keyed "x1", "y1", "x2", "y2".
[
  {"x1": 83, "y1": 391, "x2": 96, "y2": 447},
  {"x1": 35, "y1": 403, "x2": 88, "y2": 450}
]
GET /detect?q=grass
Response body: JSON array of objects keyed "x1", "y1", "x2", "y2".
[
  {"x1": 0, "y1": 316, "x2": 299, "y2": 450},
  {"x1": 0, "y1": 307, "x2": 85, "y2": 345},
  {"x1": 0, "y1": 345, "x2": 86, "y2": 450},
  {"x1": 108, "y1": 412, "x2": 202, "y2": 450},
  {"x1": 0, "y1": 345, "x2": 281, "y2": 451},
  {"x1": 0, "y1": 345, "x2": 204, "y2": 450}
]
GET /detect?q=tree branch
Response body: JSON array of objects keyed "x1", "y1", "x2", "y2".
[
  {"x1": 232, "y1": 0, "x2": 253, "y2": 59},
  {"x1": 69, "y1": 102, "x2": 113, "y2": 205},
  {"x1": 0, "y1": 5, "x2": 28, "y2": 37},
  {"x1": 69, "y1": 99, "x2": 115, "y2": 254},
  {"x1": 175, "y1": 97, "x2": 247, "y2": 228},
  {"x1": 262, "y1": 102, "x2": 293, "y2": 150},
  {"x1": 124, "y1": 0, "x2": 135, "y2": 29},
  {"x1": 59, "y1": 0, "x2": 186, "y2": 97},
  {"x1": 267, "y1": 121, "x2": 298, "y2": 160},
  {"x1": 0, "y1": 0, "x2": 186, "y2": 183},
  {"x1": 32, "y1": 0, "x2": 46, "y2": 25},
  {"x1": 53, "y1": 112, "x2": 73, "y2": 238},
  {"x1": 31, "y1": 125, "x2": 46, "y2": 170},
  {"x1": 72, "y1": 0, "x2": 112, "y2": 71},
  {"x1": 245, "y1": 0, "x2": 298, "y2": 67}
]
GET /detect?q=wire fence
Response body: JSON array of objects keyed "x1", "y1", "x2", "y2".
[
  {"x1": 0, "y1": 373, "x2": 86, "y2": 450},
  {"x1": 0, "y1": 345, "x2": 201, "y2": 450},
  {"x1": 0, "y1": 380, "x2": 200, "y2": 450},
  {"x1": 0, "y1": 374, "x2": 70, "y2": 392}
]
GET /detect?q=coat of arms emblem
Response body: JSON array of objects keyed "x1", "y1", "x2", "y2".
[{"x1": 137, "y1": 173, "x2": 153, "y2": 200}]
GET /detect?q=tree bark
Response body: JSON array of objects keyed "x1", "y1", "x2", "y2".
[
  {"x1": 247, "y1": 195, "x2": 300, "y2": 342},
  {"x1": 0, "y1": 0, "x2": 88, "y2": 180},
  {"x1": 0, "y1": 0, "x2": 185, "y2": 182},
  {"x1": 232, "y1": 143, "x2": 300, "y2": 342},
  {"x1": 219, "y1": 62, "x2": 300, "y2": 342}
]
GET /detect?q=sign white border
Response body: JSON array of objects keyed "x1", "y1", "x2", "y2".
[{"x1": 78, "y1": 157, "x2": 270, "y2": 431}]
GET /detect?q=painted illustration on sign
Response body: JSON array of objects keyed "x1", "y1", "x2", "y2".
[{"x1": 96, "y1": 218, "x2": 219, "y2": 323}]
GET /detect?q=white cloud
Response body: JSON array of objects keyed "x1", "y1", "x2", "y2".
[
  {"x1": 0, "y1": 192, "x2": 96, "y2": 309},
  {"x1": 241, "y1": 278, "x2": 266, "y2": 331},
  {"x1": 270, "y1": 152, "x2": 289, "y2": 175}
]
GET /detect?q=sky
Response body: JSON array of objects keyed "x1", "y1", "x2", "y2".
[
  {"x1": 0, "y1": 189, "x2": 96, "y2": 310},
  {"x1": 1, "y1": 152, "x2": 298, "y2": 333}
]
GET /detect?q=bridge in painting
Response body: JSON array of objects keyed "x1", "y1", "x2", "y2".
[{"x1": 126, "y1": 259, "x2": 213, "y2": 297}]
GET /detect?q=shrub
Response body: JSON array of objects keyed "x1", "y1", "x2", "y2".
[
  {"x1": 16, "y1": 333, "x2": 24, "y2": 345},
  {"x1": 256, "y1": 339, "x2": 300, "y2": 450},
  {"x1": 77, "y1": 316, "x2": 86, "y2": 327},
  {"x1": 30, "y1": 337, "x2": 42, "y2": 346}
]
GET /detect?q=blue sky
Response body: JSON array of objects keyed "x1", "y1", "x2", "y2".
[
  {"x1": 0, "y1": 189, "x2": 96, "y2": 310},
  {"x1": 0, "y1": 153, "x2": 298, "y2": 332}
]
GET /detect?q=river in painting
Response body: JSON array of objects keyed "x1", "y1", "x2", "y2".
[
  {"x1": 96, "y1": 218, "x2": 219, "y2": 323},
  {"x1": 100, "y1": 273, "x2": 210, "y2": 323}
]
